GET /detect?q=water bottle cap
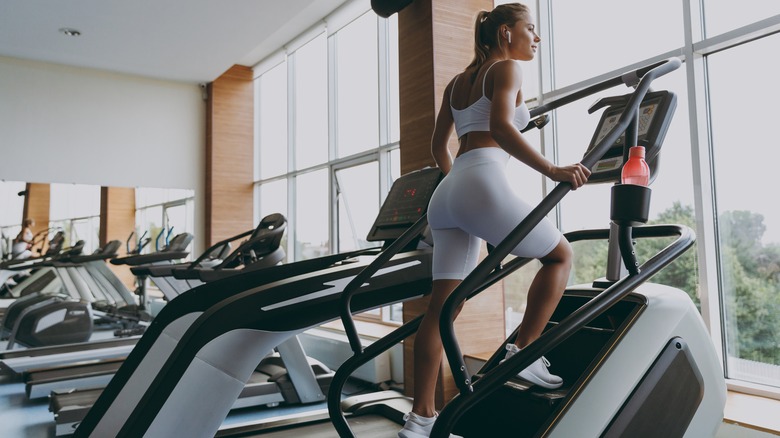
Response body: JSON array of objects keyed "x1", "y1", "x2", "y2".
[{"x1": 629, "y1": 146, "x2": 645, "y2": 158}]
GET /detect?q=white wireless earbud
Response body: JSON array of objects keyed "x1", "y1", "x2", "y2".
[{"x1": 506, "y1": 31, "x2": 511, "y2": 44}]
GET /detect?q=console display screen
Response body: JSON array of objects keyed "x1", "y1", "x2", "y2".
[
  {"x1": 593, "y1": 98, "x2": 660, "y2": 148},
  {"x1": 367, "y1": 168, "x2": 442, "y2": 242}
]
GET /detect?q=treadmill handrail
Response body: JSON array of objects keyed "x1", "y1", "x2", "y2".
[{"x1": 186, "y1": 229, "x2": 254, "y2": 269}]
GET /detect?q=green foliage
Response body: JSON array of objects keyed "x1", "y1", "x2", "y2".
[
  {"x1": 637, "y1": 202, "x2": 699, "y2": 306},
  {"x1": 717, "y1": 211, "x2": 780, "y2": 365},
  {"x1": 570, "y1": 202, "x2": 780, "y2": 366}
]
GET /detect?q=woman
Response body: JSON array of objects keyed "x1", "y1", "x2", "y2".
[
  {"x1": 12, "y1": 218, "x2": 35, "y2": 259},
  {"x1": 399, "y1": 4, "x2": 590, "y2": 437}
]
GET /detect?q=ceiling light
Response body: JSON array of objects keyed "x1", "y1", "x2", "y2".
[{"x1": 59, "y1": 28, "x2": 81, "y2": 37}]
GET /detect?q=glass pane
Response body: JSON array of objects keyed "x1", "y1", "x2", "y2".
[
  {"x1": 703, "y1": 1, "x2": 780, "y2": 39},
  {"x1": 257, "y1": 179, "x2": 288, "y2": 221},
  {"x1": 336, "y1": 12, "x2": 380, "y2": 158},
  {"x1": 295, "y1": 169, "x2": 329, "y2": 260},
  {"x1": 390, "y1": 148, "x2": 401, "y2": 182},
  {"x1": 49, "y1": 184, "x2": 100, "y2": 221},
  {"x1": 336, "y1": 162, "x2": 379, "y2": 252},
  {"x1": 259, "y1": 62, "x2": 288, "y2": 179},
  {"x1": 388, "y1": 14, "x2": 401, "y2": 144},
  {"x1": 294, "y1": 33, "x2": 329, "y2": 169},
  {"x1": 708, "y1": 34, "x2": 780, "y2": 386},
  {"x1": 549, "y1": 0, "x2": 684, "y2": 89},
  {"x1": 136, "y1": 187, "x2": 166, "y2": 208},
  {"x1": 164, "y1": 204, "x2": 188, "y2": 238},
  {"x1": 70, "y1": 217, "x2": 100, "y2": 254}
]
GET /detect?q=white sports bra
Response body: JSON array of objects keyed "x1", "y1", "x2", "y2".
[{"x1": 450, "y1": 62, "x2": 530, "y2": 138}]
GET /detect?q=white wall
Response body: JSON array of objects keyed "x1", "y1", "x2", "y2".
[{"x1": 0, "y1": 56, "x2": 206, "y2": 252}]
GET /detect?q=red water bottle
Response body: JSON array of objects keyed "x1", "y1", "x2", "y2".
[{"x1": 621, "y1": 146, "x2": 650, "y2": 186}]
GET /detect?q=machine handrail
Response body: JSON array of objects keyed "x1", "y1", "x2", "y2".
[
  {"x1": 185, "y1": 229, "x2": 254, "y2": 270},
  {"x1": 328, "y1": 242, "x2": 536, "y2": 437},
  {"x1": 437, "y1": 57, "x2": 681, "y2": 400},
  {"x1": 431, "y1": 224, "x2": 695, "y2": 437},
  {"x1": 338, "y1": 214, "x2": 431, "y2": 354}
]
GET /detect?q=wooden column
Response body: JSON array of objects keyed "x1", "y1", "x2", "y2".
[
  {"x1": 100, "y1": 186, "x2": 136, "y2": 289},
  {"x1": 22, "y1": 182, "x2": 50, "y2": 238},
  {"x1": 205, "y1": 65, "x2": 255, "y2": 247},
  {"x1": 399, "y1": 0, "x2": 507, "y2": 407}
]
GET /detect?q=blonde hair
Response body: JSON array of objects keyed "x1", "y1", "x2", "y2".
[
  {"x1": 23, "y1": 218, "x2": 34, "y2": 227},
  {"x1": 467, "y1": 3, "x2": 530, "y2": 80}
]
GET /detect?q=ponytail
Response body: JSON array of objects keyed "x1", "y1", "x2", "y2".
[{"x1": 467, "y1": 11, "x2": 491, "y2": 79}]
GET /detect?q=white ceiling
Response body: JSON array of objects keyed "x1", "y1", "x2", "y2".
[{"x1": 0, "y1": 0, "x2": 350, "y2": 83}]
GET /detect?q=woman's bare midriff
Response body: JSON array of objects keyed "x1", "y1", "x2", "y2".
[{"x1": 457, "y1": 131, "x2": 501, "y2": 157}]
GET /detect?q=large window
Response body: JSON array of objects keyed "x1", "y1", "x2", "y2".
[
  {"x1": 546, "y1": 0, "x2": 684, "y2": 90},
  {"x1": 49, "y1": 183, "x2": 101, "y2": 254},
  {"x1": 509, "y1": 0, "x2": 780, "y2": 395},
  {"x1": 708, "y1": 33, "x2": 780, "y2": 387},
  {"x1": 294, "y1": 33, "x2": 329, "y2": 170},
  {"x1": 254, "y1": 6, "x2": 401, "y2": 323}
]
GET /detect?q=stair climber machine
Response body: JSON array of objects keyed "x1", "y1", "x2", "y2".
[
  {"x1": 0, "y1": 241, "x2": 117, "y2": 350},
  {"x1": 326, "y1": 58, "x2": 726, "y2": 438},
  {"x1": 62, "y1": 167, "x2": 450, "y2": 438},
  {"x1": 0, "y1": 235, "x2": 184, "y2": 352},
  {"x1": 33, "y1": 216, "x2": 289, "y2": 406},
  {"x1": 108, "y1": 231, "x2": 193, "y2": 325},
  {"x1": 136, "y1": 213, "x2": 287, "y2": 301},
  {"x1": 0, "y1": 229, "x2": 71, "y2": 295}
]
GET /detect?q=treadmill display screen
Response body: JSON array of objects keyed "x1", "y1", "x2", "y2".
[{"x1": 367, "y1": 168, "x2": 443, "y2": 242}]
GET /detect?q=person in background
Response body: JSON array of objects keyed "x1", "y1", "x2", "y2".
[
  {"x1": 12, "y1": 218, "x2": 35, "y2": 259},
  {"x1": 399, "y1": 3, "x2": 590, "y2": 437}
]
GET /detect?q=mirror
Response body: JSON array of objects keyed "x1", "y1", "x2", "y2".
[{"x1": 1, "y1": 180, "x2": 195, "y2": 261}]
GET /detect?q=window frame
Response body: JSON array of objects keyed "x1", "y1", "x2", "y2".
[{"x1": 253, "y1": 2, "x2": 401, "y2": 325}]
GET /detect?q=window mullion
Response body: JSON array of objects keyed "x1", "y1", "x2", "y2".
[{"x1": 684, "y1": 0, "x2": 726, "y2": 369}]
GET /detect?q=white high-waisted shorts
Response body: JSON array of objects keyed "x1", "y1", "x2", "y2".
[{"x1": 428, "y1": 147, "x2": 562, "y2": 280}]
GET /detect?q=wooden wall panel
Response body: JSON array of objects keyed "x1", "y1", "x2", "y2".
[
  {"x1": 100, "y1": 186, "x2": 137, "y2": 289},
  {"x1": 399, "y1": 0, "x2": 506, "y2": 407},
  {"x1": 206, "y1": 65, "x2": 255, "y2": 247},
  {"x1": 22, "y1": 182, "x2": 50, "y2": 241}
]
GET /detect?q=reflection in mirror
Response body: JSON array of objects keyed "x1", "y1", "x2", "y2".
[
  {"x1": 50, "y1": 183, "x2": 101, "y2": 254},
  {"x1": 135, "y1": 187, "x2": 195, "y2": 256},
  {"x1": 0, "y1": 181, "x2": 195, "y2": 262}
]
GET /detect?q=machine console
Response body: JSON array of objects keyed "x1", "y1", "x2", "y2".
[
  {"x1": 585, "y1": 90, "x2": 677, "y2": 184},
  {"x1": 366, "y1": 167, "x2": 443, "y2": 242}
]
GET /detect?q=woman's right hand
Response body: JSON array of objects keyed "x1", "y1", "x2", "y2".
[{"x1": 549, "y1": 163, "x2": 591, "y2": 190}]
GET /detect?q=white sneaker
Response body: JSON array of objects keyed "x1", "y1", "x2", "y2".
[
  {"x1": 501, "y1": 343, "x2": 563, "y2": 389},
  {"x1": 398, "y1": 412, "x2": 463, "y2": 438}
]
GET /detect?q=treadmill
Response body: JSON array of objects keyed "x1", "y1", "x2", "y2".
[
  {"x1": 19, "y1": 218, "x2": 283, "y2": 392},
  {"x1": 136, "y1": 213, "x2": 288, "y2": 300},
  {"x1": 327, "y1": 58, "x2": 725, "y2": 438},
  {"x1": 70, "y1": 167, "x2": 443, "y2": 437}
]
